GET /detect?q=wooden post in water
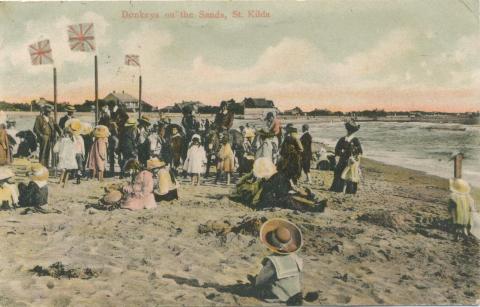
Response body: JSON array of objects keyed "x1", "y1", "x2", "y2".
[
  {"x1": 95, "y1": 55, "x2": 99, "y2": 125},
  {"x1": 453, "y1": 153, "x2": 464, "y2": 179},
  {"x1": 138, "y1": 75, "x2": 142, "y2": 119}
]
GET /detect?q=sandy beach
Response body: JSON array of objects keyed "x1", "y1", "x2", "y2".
[{"x1": 0, "y1": 157, "x2": 478, "y2": 306}]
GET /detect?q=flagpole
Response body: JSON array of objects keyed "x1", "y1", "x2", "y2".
[
  {"x1": 53, "y1": 67, "x2": 57, "y2": 122},
  {"x1": 138, "y1": 74, "x2": 142, "y2": 119},
  {"x1": 95, "y1": 54, "x2": 99, "y2": 125}
]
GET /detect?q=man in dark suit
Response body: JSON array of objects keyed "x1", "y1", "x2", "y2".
[
  {"x1": 58, "y1": 105, "x2": 76, "y2": 130},
  {"x1": 33, "y1": 105, "x2": 60, "y2": 167}
]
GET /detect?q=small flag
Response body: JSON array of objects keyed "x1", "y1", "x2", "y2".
[
  {"x1": 28, "y1": 40, "x2": 53, "y2": 65},
  {"x1": 67, "y1": 23, "x2": 95, "y2": 52},
  {"x1": 125, "y1": 54, "x2": 140, "y2": 66}
]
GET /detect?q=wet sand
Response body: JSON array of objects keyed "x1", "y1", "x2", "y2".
[{"x1": 0, "y1": 158, "x2": 478, "y2": 306}]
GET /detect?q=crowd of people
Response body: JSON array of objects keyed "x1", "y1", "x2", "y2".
[{"x1": 0, "y1": 101, "x2": 478, "y2": 304}]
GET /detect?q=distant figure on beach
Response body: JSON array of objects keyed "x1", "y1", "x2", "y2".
[
  {"x1": 53, "y1": 127, "x2": 78, "y2": 187},
  {"x1": 448, "y1": 178, "x2": 478, "y2": 240},
  {"x1": 183, "y1": 134, "x2": 207, "y2": 186},
  {"x1": 33, "y1": 105, "x2": 59, "y2": 167},
  {"x1": 252, "y1": 218, "x2": 304, "y2": 305},
  {"x1": 86, "y1": 125, "x2": 109, "y2": 181},
  {"x1": 58, "y1": 105, "x2": 76, "y2": 130},
  {"x1": 215, "y1": 136, "x2": 235, "y2": 185},
  {"x1": 300, "y1": 124, "x2": 313, "y2": 184},
  {"x1": 0, "y1": 168, "x2": 18, "y2": 208},
  {"x1": 265, "y1": 112, "x2": 282, "y2": 144},
  {"x1": 330, "y1": 119, "x2": 362, "y2": 194},
  {"x1": 214, "y1": 100, "x2": 234, "y2": 132},
  {"x1": 18, "y1": 163, "x2": 49, "y2": 208},
  {"x1": 0, "y1": 124, "x2": 11, "y2": 166},
  {"x1": 278, "y1": 126, "x2": 303, "y2": 186},
  {"x1": 137, "y1": 115, "x2": 152, "y2": 167}
]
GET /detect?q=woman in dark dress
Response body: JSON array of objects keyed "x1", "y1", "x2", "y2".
[{"x1": 329, "y1": 119, "x2": 363, "y2": 194}]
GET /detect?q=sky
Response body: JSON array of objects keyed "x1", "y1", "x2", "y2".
[{"x1": 0, "y1": 0, "x2": 479, "y2": 112}]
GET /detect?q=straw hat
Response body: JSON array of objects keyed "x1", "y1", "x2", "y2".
[
  {"x1": 80, "y1": 122, "x2": 94, "y2": 135},
  {"x1": 260, "y1": 218, "x2": 303, "y2": 254},
  {"x1": 102, "y1": 190, "x2": 123, "y2": 205},
  {"x1": 65, "y1": 105, "x2": 76, "y2": 112},
  {"x1": 0, "y1": 167, "x2": 15, "y2": 181},
  {"x1": 449, "y1": 178, "x2": 471, "y2": 194},
  {"x1": 29, "y1": 163, "x2": 49, "y2": 181},
  {"x1": 147, "y1": 158, "x2": 166, "y2": 170},
  {"x1": 244, "y1": 129, "x2": 255, "y2": 139},
  {"x1": 94, "y1": 125, "x2": 110, "y2": 138},
  {"x1": 67, "y1": 118, "x2": 82, "y2": 135},
  {"x1": 138, "y1": 115, "x2": 151, "y2": 126},
  {"x1": 125, "y1": 118, "x2": 137, "y2": 127},
  {"x1": 253, "y1": 157, "x2": 277, "y2": 179}
]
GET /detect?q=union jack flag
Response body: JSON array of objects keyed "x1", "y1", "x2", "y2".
[
  {"x1": 28, "y1": 40, "x2": 53, "y2": 65},
  {"x1": 67, "y1": 23, "x2": 95, "y2": 52},
  {"x1": 125, "y1": 54, "x2": 140, "y2": 66}
]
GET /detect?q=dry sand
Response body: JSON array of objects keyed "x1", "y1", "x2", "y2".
[{"x1": 0, "y1": 158, "x2": 478, "y2": 306}]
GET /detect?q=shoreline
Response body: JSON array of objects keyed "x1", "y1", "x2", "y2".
[{"x1": 0, "y1": 155, "x2": 478, "y2": 305}]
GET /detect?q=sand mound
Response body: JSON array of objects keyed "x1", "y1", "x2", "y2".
[
  {"x1": 198, "y1": 216, "x2": 267, "y2": 237},
  {"x1": 31, "y1": 262, "x2": 99, "y2": 279},
  {"x1": 357, "y1": 210, "x2": 405, "y2": 230}
]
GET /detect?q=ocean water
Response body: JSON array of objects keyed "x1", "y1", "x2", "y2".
[{"x1": 6, "y1": 112, "x2": 480, "y2": 187}]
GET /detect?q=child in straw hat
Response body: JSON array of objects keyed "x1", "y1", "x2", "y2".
[
  {"x1": 86, "y1": 125, "x2": 109, "y2": 181},
  {"x1": 53, "y1": 127, "x2": 78, "y2": 187},
  {"x1": 252, "y1": 218, "x2": 304, "y2": 305},
  {"x1": 0, "y1": 167, "x2": 18, "y2": 209},
  {"x1": 448, "y1": 178, "x2": 478, "y2": 240},
  {"x1": 18, "y1": 163, "x2": 49, "y2": 208}
]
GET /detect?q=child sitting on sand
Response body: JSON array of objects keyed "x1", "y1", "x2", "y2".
[
  {"x1": 18, "y1": 163, "x2": 49, "y2": 208},
  {"x1": 183, "y1": 134, "x2": 207, "y2": 186},
  {"x1": 121, "y1": 158, "x2": 159, "y2": 211},
  {"x1": 215, "y1": 136, "x2": 235, "y2": 185},
  {"x1": 0, "y1": 167, "x2": 18, "y2": 209},
  {"x1": 252, "y1": 218, "x2": 304, "y2": 305}
]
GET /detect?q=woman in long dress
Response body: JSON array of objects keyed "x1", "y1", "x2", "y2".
[
  {"x1": 0, "y1": 124, "x2": 11, "y2": 166},
  {"x1": 215, "y1": 136, "x2": 235, "y2": 185},
  {"x1": 329, "y1": 119, "x2": 363, "y2": 194}
]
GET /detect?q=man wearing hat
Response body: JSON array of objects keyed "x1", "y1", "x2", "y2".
[
  {"x1": 137, "y1": 115, "x2": 151, "y2": 167},
  {"x1": 253, "y1": 218, "x2": 304, "y2": 305},
  {"x1": 59, "y1": 105, "x2": 76, "y2": 130},
  {"x1": 33, "y1": 105, "x2": 60, "y2": 167}
]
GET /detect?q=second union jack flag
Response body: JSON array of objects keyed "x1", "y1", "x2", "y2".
[
  {"x1": 28, "y1": 40, "x2": 53, "y2": 65},
  {"x1": 67, "y1": 23, "x2": 95, "y2": 52},
  {"x1": 125, "y1": 54, "x2": 140, "y2": 66}
]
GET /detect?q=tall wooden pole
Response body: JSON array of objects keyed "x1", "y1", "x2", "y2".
[
  {"x1": 453, "y1": 153, "x2": 464, "y2": 179},
  {"x1": 95, "y1": 55, "x2": 99, "y2": 125},
  {"x1": 53, "y1": 67, "x2": 57, "y2": 123},
  {"x1": 138, "y1": 75, "x2": 142, "y2": 118}
]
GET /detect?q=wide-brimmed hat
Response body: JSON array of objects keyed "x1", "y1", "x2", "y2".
[
  {"x1": 147, "y1": 158, "x2": 166, "y2": 170},
  {"x1": 42, "y1": 104, "x2": 53, "y2": 111},
  {"x1": 29, "y1": 163, "x2": 49, "y2": 181},
  {"x1": 138, "y1": 115, "x2": 151, "y2": 126},
  {"x1": 67, "y1": 118, "x2": 82, "y2": 135},
  {"x1": 65, "y1": 105, "x2": 76, "y2": 112},
  {"x1": 244, "y1": 129, "x2": 255, "y2": 139},
  {"x1": 94, "y1": 125, "x2": 110, "y2": 138},
  {"x1": 0, "y1": 167, "x2": 15, "y2": 181},
  {"x1": 345, "y1": 119, "x2": 360, "y2": 133},
  {"x1": 260, "y1": 218, "x2": 303, "y2": 254},
  {"x1": 102, "y1": 190, "x2": 123, "y2": 205},
  {"x1": 449, "y1": 178, "x2": 471, "y2": 194},
  {"x1": 80, "y1": 122, "x2": 94, "y2": 135},
  {"x1": 253, "y1": 157, "x2": 277, "y2": 179},
  {"x1": 124, "y1": 118, "x2": 137, "y2": 127}
]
